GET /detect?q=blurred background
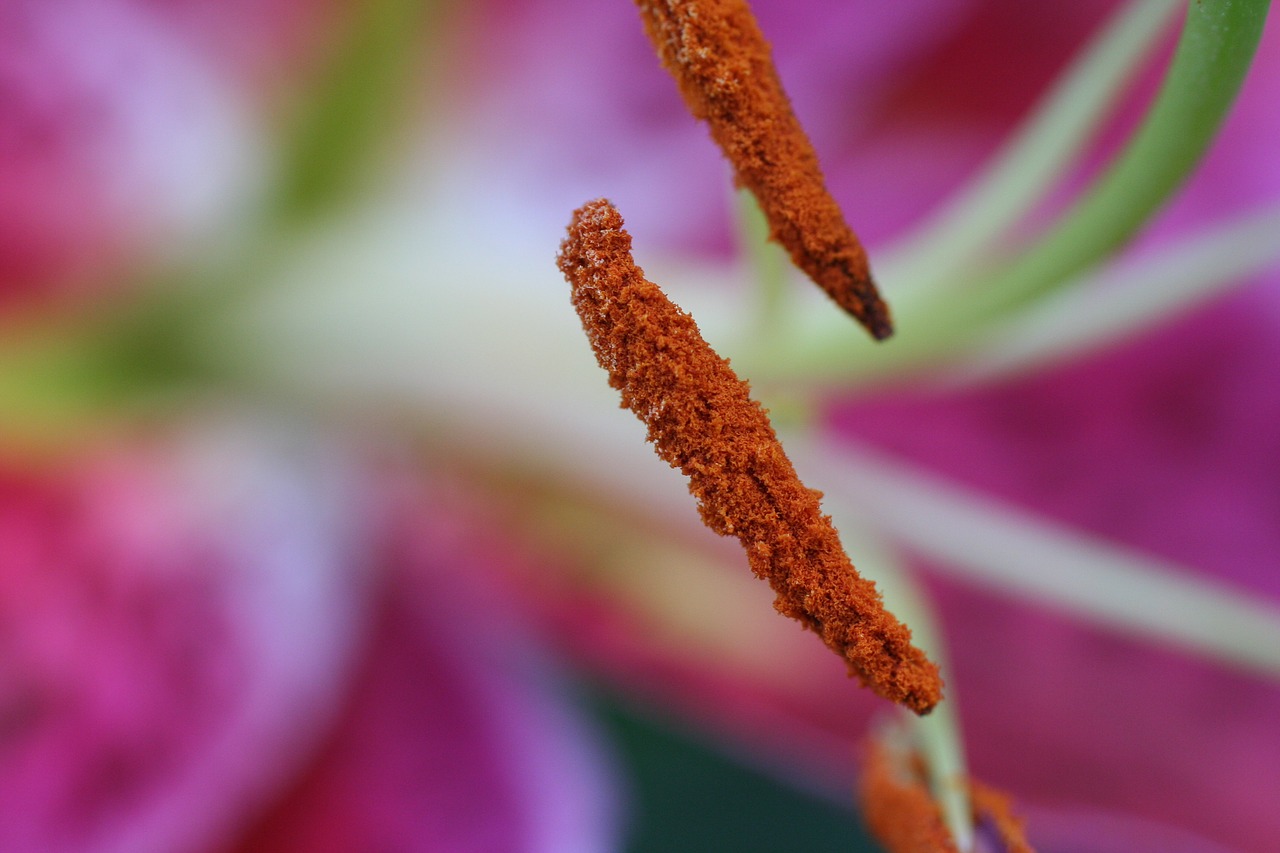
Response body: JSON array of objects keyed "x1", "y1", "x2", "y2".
[{"x1": 2, "y1": 0, "x2": 1278, "y2": 850}]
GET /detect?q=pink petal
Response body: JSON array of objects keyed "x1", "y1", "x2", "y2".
[
  {"x1": 0, "y1": 427, "x2": 371, "y2": 853},
  {"x1": 1024, "y1": 806, "x2": 1242, "y2": 853},
  {"x1": 0, "y1": 0, "x2": 275, "y2": 302},
  {"x1": 1151, "y1": 11, "x2": 1280, "y2": 231},
  {"x1": 829, "y1": 277, "x2": 1280, "y2": 851},
  {"x1": 445, "y1": 0, "x2": 977, "y2": 255},
  {"x1": 234, "y1": 480, "x2": 620, "y2": 853}
]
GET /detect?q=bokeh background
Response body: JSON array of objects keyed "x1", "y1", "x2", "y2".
[{"x1": 2, "y1": 1, "x2": 1278, "y2": 851}]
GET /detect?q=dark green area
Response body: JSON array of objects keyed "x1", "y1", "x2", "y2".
[{"x1": 586, "y1": 688, "x2": 883, "y2": 853}]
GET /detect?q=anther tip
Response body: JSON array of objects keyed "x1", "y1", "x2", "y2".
[{"x1": 865, "y1": 298, "x2": 895, "y2": 342}]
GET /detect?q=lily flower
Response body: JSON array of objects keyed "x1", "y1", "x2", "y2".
[
  {"x1": 1, "y1": 2, "x2": 618, "y2": 850},
  {"x1": 2, "y1": 0, "x2": 1279, "y2": 851}
]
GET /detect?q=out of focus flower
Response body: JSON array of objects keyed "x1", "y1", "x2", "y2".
[
  {"x1": 2, "y1": 0, "x2": 1278, "y2": 851},
  {"x1": 0, "y1": 1, "x2": 619, "y2": 850}
]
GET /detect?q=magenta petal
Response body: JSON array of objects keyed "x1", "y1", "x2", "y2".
[
  {"x1": 234, "y1": 492, "x2": 621, "y2": 853},
  {"x1": 830, "y1": 283, "x2": 1280, "y2": 850},
  {"x1": 1154, "y1": 13, "x2": 1280, "y2": 231},
  {"x1": 1024, "y1": 806, "x2": 1241, "y2": 853},
  {"x1": 836, "y1": 283, "x2": 1280, "y2": 602},
  {"x1": 0, "y1": 430, "x2": 371, "y2": 853},
  {"x1": 0, "y1": 0, "x2": 274, "y2": 302},
  {"x1": 446, "y1": 0, "x2": 976, "y2": 256}
]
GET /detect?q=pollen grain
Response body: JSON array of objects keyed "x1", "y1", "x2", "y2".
[
  {"x1": 557, "y1": 199, "x2": 940, "y2": 713},
  {"x1": 634, "y1": 0, "x2": 893, "y2": 339}
]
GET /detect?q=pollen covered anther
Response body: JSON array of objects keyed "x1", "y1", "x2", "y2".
[
  {"x1": 634, "y1": 0, "x2": 894, "y2": 340},
  {"x1": 859, "y1": 738, "x2": 1036, "y2": 853},
  {"x1": 557, "y1": 199, "x2": 941, "y2": 714}
]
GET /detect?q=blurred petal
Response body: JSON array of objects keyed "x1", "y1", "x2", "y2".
[
  {"x1": 397, "y1": 466, "x2": 876, "y2": 795},
  {"x1": 1025, "y1": 806, "x2": 1241, "y2": 853},
  {"x1": 0, "y1": 0, "x2": 268, "y2": 301},
  {"x1": 936, "y1": 581, "x2": 1280, "y2": 853},
  {"x1": 126, "y1": 0, "x2": 326, "y2": 80},
  {"x1": 812, "y1": 440, "x2": 1280, "y2": 679},
  {"x1": 833, "y1": 282, "x2": 1280, "y2": 850},
  {"x1": 883, "y1": 0, "x2": 1181, "y2": 294},
  {"x1": 236, "y1": 479, "x2": 621, "y2": 853},
  {"x1": 944, "y1": 205, "x2": 1280, "y2": 383},
  {"x1": 0, "y1": 424, "x2": 371, "y2": 853},
  {"x1": 446, "y1": 0, "x2": 976, "y2": 254},
  {"x1": 837, "y1": 283, "x2": 1280, "y2": 602}
]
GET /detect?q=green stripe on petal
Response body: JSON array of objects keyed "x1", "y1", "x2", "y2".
[
  {"x1": 885, "y1": 0, "x2": 1180, "y2": 298},
  {"x1": 815, "y1": 441, "x2": 1280, "y2": 682},
  {"x1": 973, "y1": 0, "x2": 1273, "y2": 313},
  {"x1": 944, "y1": 203, "x2": 1280, "y2": 385},
  {"x1": 829, "y1": 517, "x2": 975, "y2": 853}
]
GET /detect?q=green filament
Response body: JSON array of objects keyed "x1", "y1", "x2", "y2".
[
  {"x1": 974, "y1": 0, "x2": 1272, "y2": 313},
  {"x1": 886, "y1": 0, "x2": 1179, "y2": 297},
  {"x1": 744, "y1": 0, "x2": 1273, "y2": 390},
  {"x1": 839, "y1": 522, "x2": 975, "y2": 853}
]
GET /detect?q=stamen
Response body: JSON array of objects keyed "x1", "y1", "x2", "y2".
[
  {"x1": 860, "y1": 737, "x2": 1035, "y2": 853},
  {"x1": 969, "y1": 783, "x2": 1035, "y2": 853},
  {"x1": 557, "y1": 199, "x2": 940, "y2": 713},
  {"x1": 859, "y1": 740, "x2": 957, "y2": 852},
  {"x1": 633, "y1": 0, "x2": 893, "y2": 340}
]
